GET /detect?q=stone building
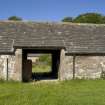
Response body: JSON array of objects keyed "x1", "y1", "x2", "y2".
[{"x1": 0, "y1": 21, "x2": 105, "y2": 81}]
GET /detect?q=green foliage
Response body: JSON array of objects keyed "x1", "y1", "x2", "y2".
[
  {"x1": 100, "y1": 71, "x2": 105, "y2": 79},
  {"x1": 1, "y1": 80, "x2": 105, "y2": 105},
  {"x1": 32, "y1": 54, "x2": 52, "y2": 72},
  {"x1": 62, "y1": 17, "x2": 73, "y2": 22},
  {"x1": 39, "y1": 54, "x2": 52, "y2": 66},
  {"x1": 8, "y1": 16, "x2": 22, "y2": 21},
  {"x1": 62, "y1": 13, "x2": 105, "y2": 24},
  {"x1": 73, "y1": 13, "x2": 105, "y2": 24}
]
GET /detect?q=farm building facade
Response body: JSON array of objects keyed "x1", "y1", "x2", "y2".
[{"x1": 0, "y1": 21, "x2": 105, "y2": 81}]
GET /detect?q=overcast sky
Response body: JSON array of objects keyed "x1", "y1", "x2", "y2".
[{"x1": 0, "y1": 0, "x2": 105, "y2": 21}]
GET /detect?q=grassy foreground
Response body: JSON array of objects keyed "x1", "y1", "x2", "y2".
[{"x1": 0, "y1": 80, "x2": 105, "y2": 105}]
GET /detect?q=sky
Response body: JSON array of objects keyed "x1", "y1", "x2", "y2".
[{"x1": 0, "y1": 0, "x2": 105, "y2": 21}]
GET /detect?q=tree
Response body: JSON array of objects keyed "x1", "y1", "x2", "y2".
[
  {"x1": 8, "y1": 16, "x2": 22, "y2": 21},
  {"x1": 39, "y1": 54, "x2": 52, "y2": 66},
  {"x1": 62, "y1": 17, "x2": 73, "y2": 22},
  {"x1": 73, "y1": 13, "x2": 105, "y2": 24}
]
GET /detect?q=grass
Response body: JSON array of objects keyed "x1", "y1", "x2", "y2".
[
  {"x1": 32, "y1": 54, "x2": 52, "y2": 73},
  {"x1": 0, "y1": 80, "x2": 105, "y2": 105},
  {"x1": 32, "y1": 64, "x2": 51, "y2": 73}
]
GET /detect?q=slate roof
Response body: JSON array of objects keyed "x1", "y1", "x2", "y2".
[{"x1": 0, "y1": 21, "x2": 105, "y2": 54}]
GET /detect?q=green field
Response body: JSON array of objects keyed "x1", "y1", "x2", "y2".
[
  {"x1": 0, "y1": 80, "x2": 105, "y2": 105},
  {"x1": 32, "y1": 64, "x2": 51, "y2": 73},
  {"x1": 32, "y1": 54, "x2": 52, "y2": 73}
]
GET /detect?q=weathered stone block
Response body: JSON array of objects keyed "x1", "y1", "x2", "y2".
[
  {"x1": 75, "y1": 56, "x2": 105, "y2": 79},
  {"x1": 14, "y1": 49, "x2": 22, "y2": 81},
  {"x1": 59, "y1": 49, "x2": 73, "y2": 80},
  {"x1": 0, "y1": 55, "x2": 15, "y2": 80}
]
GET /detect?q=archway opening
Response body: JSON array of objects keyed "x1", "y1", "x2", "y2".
[
  {"x1": 22, "y1": 49, "x2": 60, "y2": 82},
  {"x1": 28, "y1": 53, "x2": 52, "y2": 80}
]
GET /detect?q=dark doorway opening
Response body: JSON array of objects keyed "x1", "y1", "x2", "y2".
[
  {"x1": 22, "y1": 49, "x2": 60, "y2": 82},
  {"x1": 28, "y1": 53, "x2": 52, "y2": 80}
]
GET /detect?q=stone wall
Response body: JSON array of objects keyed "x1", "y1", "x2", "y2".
[
  {"x1": 59, "y1": 49, "x2": 105, "y2": 80},
  {"x1": 1, "y1": 50, "x2": 105, "y2": 81},
  {"x1": 59, "y1": 49, "x2": 73, "y2": 80},
  {"x1": 75, "y1": 56, "x2": 105, "y2": 79},
  {"x1": 0, "y1": 55, "x2": 15, "y2": 80}
]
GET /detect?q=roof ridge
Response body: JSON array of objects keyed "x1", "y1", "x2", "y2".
[{"x1": 0, "y1": 21, "x2": 105, "y2": 26}]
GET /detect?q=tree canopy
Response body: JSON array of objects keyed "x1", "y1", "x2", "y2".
[
  {"x1": 62, "y1": 17, "x2": 73, "y2": 22},
  {"x1": 8, "y1": 16, "x2": 22, "y2": 21},
  {"x1": 73, "y1": 13, "x2": 105, "y2": 24},
  {"x1": 62, "y1": 13, "x2": 105, "y2": 24}
]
